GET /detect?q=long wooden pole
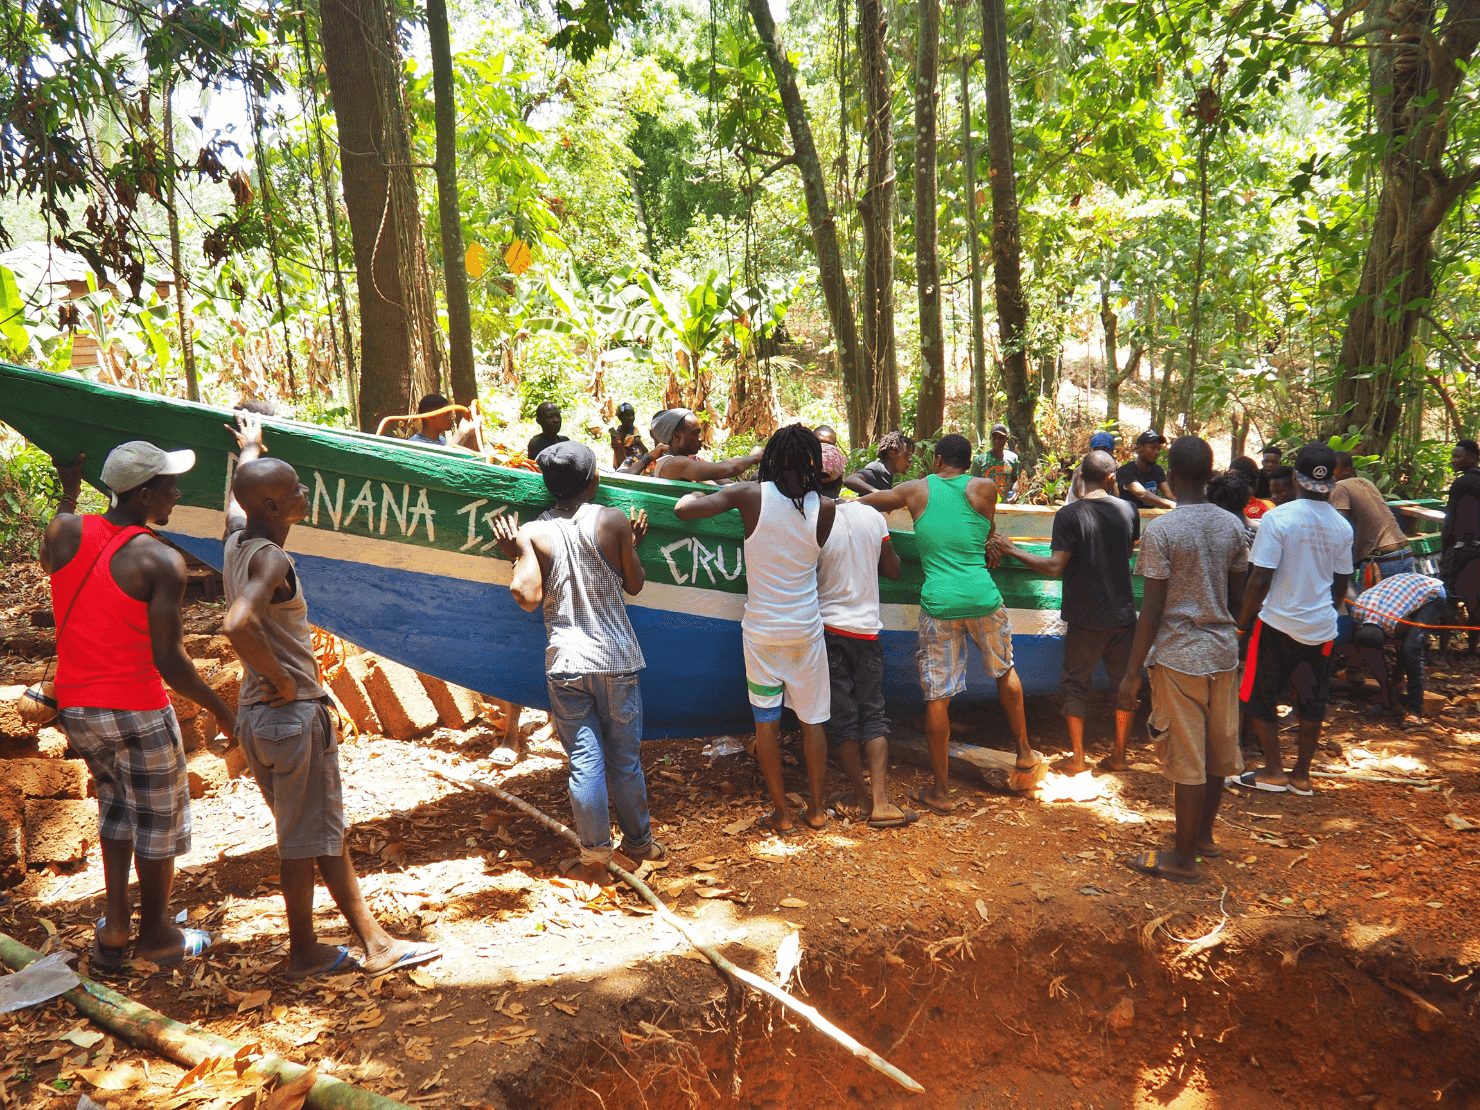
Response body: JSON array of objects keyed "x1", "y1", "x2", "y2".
[
  {"x1": 426, "y1": 767, "x2": 924, "y2": 1094},
  {"x1": 0, "y1": 932, "x2": 413, "y2": 1110}
]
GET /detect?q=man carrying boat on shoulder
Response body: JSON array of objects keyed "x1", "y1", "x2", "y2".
[
  {"x1": 223, "y1": 413, "x2": 440, "y2": 979},
  {"x1": 674, "y1": 425, "x2": 835, "y2": 836},
  {"x1": 492, "y1": 441, "x2": 663, "y2": 882},
  {"x1": 41, "y1": 442, "x2": 236, "y2": 970},
  {"x1": 860, "y1": 434, "x2": 1038, "y2": 816}
]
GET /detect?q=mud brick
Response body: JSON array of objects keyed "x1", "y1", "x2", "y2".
[
  {"x1": 330, "y1": 663, "x2": 382, "y2": 736},
  {"x1": 23, "y1": 798, "x2": 93, "y2": 865},
  {"x1": 178, "y1": 712, "x2": 218, "y2": 754},
  {"x1": 186, "y1": 751, "x2": 230, "y2": 800},
  {"x1": 209, "y1": 661, "x2": 244, "y2": 720},
  {"x1": 36, "y1": 726, "x2": 70, "y2": 759},
  {"x1": 168, "y1": 688, "x2": 203, "y2": 722},
  {"x1": 0, "y1": 782, "x2": 25, "y2": 887},
  {"x1": 1424, "y1": 690, "x2": 1449, "y2": 716},
  {"x1": 206, "y1": 635, "x2": 236, "y2": 661},
  {"x1": 361, "y1": 656, "x2": 439, "y2": 740},
  {"x1": 182, "y1": 633, "x2": 213, "y2": 657},
  {"x1": 0, "y1": 686, "x2": 32, "y2": 738},
  {"x1": 223, "y1": 744, "x2": 251, "y2": 780},
  {"x1": 192, "y1": 658, "x2": 220, "y2": 681},
  {"x1": 7, "y1": 758, "x2": 88, "y2": 799},
  {"x1": 417, "y1": 673, "x2": 483, "y2": 730}
]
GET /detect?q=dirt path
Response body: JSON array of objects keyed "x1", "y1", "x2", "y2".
[{"x1": 2, "y1": 584, "x2": 1479, "y2": 1109}]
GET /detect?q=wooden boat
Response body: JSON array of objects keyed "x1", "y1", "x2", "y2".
[{"x1": 0, "y1": 363, "x2": 1443, "y2": 738}]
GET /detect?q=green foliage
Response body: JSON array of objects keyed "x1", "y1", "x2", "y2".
[
  {"x1": 517, "y1": 334, "x2": 581, "y2": 419},
  {"x1": 0, "y1": 441, "x2": 101, "y2": 558}
]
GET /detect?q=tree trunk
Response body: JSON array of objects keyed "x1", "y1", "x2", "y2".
[
  {"x1": 1327, "y1": 0, "x2": 1480, "y2": 451},
  {"x1": 977, "y1": 0, "x2": 1042, "y2": 465},
  {"x1": 857, "y1": 0, "x2": 898, "y2": 438},
  {"x1": 912, "y1": 0, "x2": 944, "y2": 441},
  {"x1": 1108, "y1": 342, "x2": 1142, "y2": 430},
  {"x1": 960, "y1": 54, "x2": 986, "y2": 442},
  {"x1": 747, "y1": 0, "x2": 869, "y2": 447},
  {"x1": 427, "y1": 0, "x2": 477, "y2": 410},
  {"x1": 161, "y1": 68, "x2": 197, "y2": 402},
  {"x1": 1099, "y1": 273, "x2": 1118, "y2": 425},
  {"x1": 628, "y1": 167, "x2": 655, "y2": 261},
  {"x1": 1181, "y1": 124, "x2": 1211, "y2": 434}
]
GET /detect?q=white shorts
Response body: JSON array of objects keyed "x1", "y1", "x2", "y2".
[{"x1": 742, "y1": 635, "x2": 831, "y2": 725}]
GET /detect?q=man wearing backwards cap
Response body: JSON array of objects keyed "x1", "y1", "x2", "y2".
[
  {"x1": 644, "y1": 407, "x2": 762, "y2": 483},
  {"x1": 40, "y1": 442, "x2": 236, "y2": 971},
  {"x1": 1235, "y1": 443, "x2": 1353, "y2": 796},
  {"x1": 493, "y1": 441, "x2": 664, "y2": 883}
]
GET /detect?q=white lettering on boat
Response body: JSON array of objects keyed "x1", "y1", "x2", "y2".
[
  {"x1": 343, "y1": 480, "x2": 376, "y2": 529},
  {"x1": 456, "y1": 499, "x2": 488, "y2": 550},
  {"x1": 660, "y1": 538, "x2": 692, "y2": 584},
  {"x1": 660, "y1": 536, "x2": 744, "y2": 585},
  {"x1": 312, "y1": 473, "x2": 345, "y2": 530},
  {"x1": 406, "y1": 487, "x2": 436, "y2": 541},
  {"x1": 380, "y1": 483, "x2": 409, "y2": 536}
]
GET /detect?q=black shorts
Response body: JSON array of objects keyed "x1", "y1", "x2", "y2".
[
  {"x1": 822, "y1": 631, "x2": 889, "y2": 745},
  {"x1": 1059, "y1": 622, "x2": 1133, "y2": 719},
  {"x1": 1239, "y1": 619, "x2": 1333, "y2": 723}
]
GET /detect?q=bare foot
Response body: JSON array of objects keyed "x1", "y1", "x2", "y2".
[
  {"x1": 361, "y1": 938, "x2": 442, "y2": 975},
  {"x1": 1014, "y1": 751, "x2": 1040, "y2": 772},
  {"x1": 1096, "y1": 754, "x2": 1129, "y2": 773},
  {"x1": 802, "y1": 806, "x2": 829, "y2": 831},
  {"x1": 284, "y1": 942, "x2": 358, "y2": 981},
  {"x1": 1058, "y1": 754, "x2": 1088, "y2": 775}
]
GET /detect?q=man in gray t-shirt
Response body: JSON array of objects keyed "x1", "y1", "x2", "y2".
[{"x1": 1118, "y1": 436, "x2": 1248, "y2": 886}]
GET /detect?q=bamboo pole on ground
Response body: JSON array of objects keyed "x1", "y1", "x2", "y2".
[
  {"x1": 426, "y1": 766, "x2": 925, "y2": 1094},
  {"x1": 0, "y1": 933, "x2": 413, "y2": 1110}
]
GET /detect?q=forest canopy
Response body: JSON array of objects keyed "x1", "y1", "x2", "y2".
[{"x1": 1, "y1": 0, "x2": 1478, "y2": 501}]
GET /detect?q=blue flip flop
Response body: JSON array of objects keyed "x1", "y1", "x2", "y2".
[
  {"x1": 285, "y1": 945, "x2": 360, "y2": 981},
  {"x1": 150, "y1": 928, "x2": 213, "y2": 968},
  {"x1": 92, "y1": 917, "x2": 128, "y2": 971},
  {"x1": 363, "y1": 942, "x2": 442, "y2": 977}
]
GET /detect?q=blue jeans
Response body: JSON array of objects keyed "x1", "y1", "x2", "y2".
[{"x1": 547, "y1": 672, "x2": 651, "y2": 857}]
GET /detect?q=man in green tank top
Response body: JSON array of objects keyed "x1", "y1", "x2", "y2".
[{"x1": 861, "y1": 435, "x2": 1039, "y2": 815}]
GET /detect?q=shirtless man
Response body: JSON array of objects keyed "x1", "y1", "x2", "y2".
[
  {"x1": 224, "y1": 414, "x2": 439, "y2": 978},
  {"x1": 647, "y1": 408, "x2": 762, "y2": 483},
  {"x1": 41, "y1": 444, "x2": 235, "y2": 969},
  {"x1": 675, "y1": 425, "x2": 836, "y2": 835}
]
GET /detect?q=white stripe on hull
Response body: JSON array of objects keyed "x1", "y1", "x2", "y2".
[{"x1": 167, "y1": 505, "x2": 1066, "y2": 639}]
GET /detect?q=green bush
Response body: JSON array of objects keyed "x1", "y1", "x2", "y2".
[{"x1": 517, "y1": 335, "x2": 580, "y2": 419}]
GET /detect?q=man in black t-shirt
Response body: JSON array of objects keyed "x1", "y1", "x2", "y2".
[
  {"x1": 1441, "y1": 438, "x2": 1480, "y2": 654},
  {"x1": 1117, "y1": 430, "x2": 1175, "y2": 510},
  {"x1": 993, "y1": 450, "x2": 1138, "y2": 773},
  {"x1": 844, "y1": 430, "x2": 914, "y2": 494}
]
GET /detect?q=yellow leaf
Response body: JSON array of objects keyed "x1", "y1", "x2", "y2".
[
  {"x1": 408, "y1": 968, "x2": 435, "y2": 989},
  {"x1": 348, "y1": 1006, "x2": 384, "y2": 1030},
  {"x1": 504, "y1": 239, "x2": 532, "y2": 276},
  {"x1": 262, "y1": 1066, "x2": 317, "y2": 1110},
  {"x1": 975, "y1": 899, "x2": 991, "y2": 923},
  {"x1": 236, "y1": 990, "x2": 271, "y2": 1014},
  {"x1": 779, "y1": 897, "x2": 807, "y2": 908},
  {"x1": 695, "y1": 887, "x2": 732, "y2": 899},
  {"x1": 552, "y1": 1001, "x2": 579, "y2": 1016},
  {"x1": 464, "y1": 242, "x2": 491, "y2": 279},
  {"x1": 76, "y1": 1063, "x2": 142, "y2": 1091}
]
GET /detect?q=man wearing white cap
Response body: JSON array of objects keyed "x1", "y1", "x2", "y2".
[{"x1": 39, "y1": 442, "x2": 236, "y2": 971}]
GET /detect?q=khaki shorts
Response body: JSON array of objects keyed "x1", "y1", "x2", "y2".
[
  {"x1": 1148, "y1": 665, "x2": 1243, "y2": 786},
  {"x1": 237, "y1": 698, "x2": 345, "y2": 860}
]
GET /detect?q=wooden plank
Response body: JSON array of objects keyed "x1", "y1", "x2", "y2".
[{"x1": 890, "y1": 729, "x2": 1047, "y2": 793}]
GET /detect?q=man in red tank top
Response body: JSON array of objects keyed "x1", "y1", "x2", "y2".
[{"x1": 40, "y1": 443, "x2": 236, "y2": 971}]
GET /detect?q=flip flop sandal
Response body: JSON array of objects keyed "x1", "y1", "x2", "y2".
[
  {"x1": 152, "y1": 928, "x2": 214, "y2": 968},
  {"x1": 363, "y1": 943, "x2": 442, "y2": 977},
  {"x1": 490, "y1": 745, "x2": 520, "y2": 768},
  {"x1": 1164, "y1": 832, "x2": 1222, "y2": 858},
  {"x1": 1286, "y1": 781, "x2": 1314, "y2": 797},
  {"x1": 1234, "y1": 770, "x2": 1287, "y2": 793},
  {"x1": 868, "y1": 807, "x2": 921, "y2": 830},
  {"x1": 907, "y1": 787, "x2": 955, "y2": 817},
  {"x1": 763, "y1": 811, "x2": 806, "y2": 838},
  {"x1": 1122, "y1": 852, "x2": 1202, "y2": 885},
  {"x1": 91, "y1": 918, "x2": 127, "y2": 971},
  {"x1": 285, "y1": 945, "x2": 360, "y2": 981}
]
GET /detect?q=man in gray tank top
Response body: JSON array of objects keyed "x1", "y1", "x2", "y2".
[
  {"x1": 493, "y1": 441, "x2": 661, "y2": 885},
  {"x1": 222, "y1": 413, "x2": 440, "y2": 979}
]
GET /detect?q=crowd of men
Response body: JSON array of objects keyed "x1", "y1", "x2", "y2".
[{"x1": 39, "y1": 400, "x2": 1480, "y2": 971}]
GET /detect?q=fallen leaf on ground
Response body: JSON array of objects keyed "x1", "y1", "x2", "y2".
[
  {"x1": 58, "y1": 1030, "x2": 104, "y2": 1049},
  {"x1": 696, "y1": 887, "x2": 734, "y2": 899},
  {"x1": 73, "y1": 1064, "x2": 143, "y2": 1091},
  {"x1": 234, "y1": 989, "x2": 271, "y2": 1014},
  {"x1": 407, "y1": 968, "x2": 436, "y2": 988},
  {"x1": 975, "y1": 900, "x2": 991, "y2": 923},
  {"x1": 552, "y1": 1001, "x2": 579, "y2": 1016},
  {"x1": 779, "y1": 897, "x2": 807, "y2": 908},
  {"x1": 723, "y1": 815, "x2": 758, "y2": 836},
  {"x1": 262, "y1": 1066, "x2": 317, "y2": 1110}
]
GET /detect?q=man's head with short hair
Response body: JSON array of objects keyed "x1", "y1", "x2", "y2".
[
  {"x1": 1230, "y1": 456, "x2": 1259, "y2": 484},
  {"x1": 1294, "y1": 442, "x2": 1338, "y2": 498},
  {"x1": 417, "y1": 393, "x2": 455, "y2": 437},
  {"x1": 1333, "y1": 451, "x2": 1356, "y2": 481},
  {"x1": 1081, "y1": 449, "x2": 1117, "y2": 491},
  {"x1": 1166, "y1": 436, "x2": 1213, "y2": 494},
  {"x1": 1452, "y1": 439, "x2": 1479, "y2": 471},
  {"x1": 1207, "y1": 472, "x2": 1251, "y2": 519},
  {"x1": 1261, "y1": 445, "x2": 1283, "y2": 468},
  {"x1": 232, "y1": 457, "x2": 309, "y2": 528},
  {"x1": 813, "y1": 424, "x2": 839, "y2": 447},
  {"x1": 535, "y1": 401, "x2": 563, "y2": 436},
  {"x1": 537, "y1": 441, "x2": 598, "y2": 504},
  {"x1": 1269, "y1": 465, "x2": 1296, "y2": 505},
  {"x1": 758, "y1": 424, "x2": 823, "y2": 512},
  {"x1": 878, "y1": 430, "x2": 914, "y2": 474},
  {"x1": 934, "y1": 433, "x2": 972, "y2": 472}
]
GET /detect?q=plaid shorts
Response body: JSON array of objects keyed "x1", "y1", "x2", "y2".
[
  {"x1": 916, "y1": 608, "x2": 1014, "y2": 701},
  {"x1": 58, "y1": 705, "x2": 191, "y2": 860}
]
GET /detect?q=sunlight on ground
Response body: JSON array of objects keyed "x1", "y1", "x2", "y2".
[{"x1": 1037, "y1": 771, "x2": 1150, "y2": 825}]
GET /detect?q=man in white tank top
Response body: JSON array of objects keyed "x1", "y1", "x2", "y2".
[{"x1": 675, "y1": 426, "x2": 836, "y2": 836}]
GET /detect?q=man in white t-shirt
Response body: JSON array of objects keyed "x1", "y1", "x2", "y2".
[
  {"x1": 1235, "y1": 443, "x2": 1354, "y2": 796},
  {"x1": 816, "y1": 445, "x2": 916, "y2": 829}
]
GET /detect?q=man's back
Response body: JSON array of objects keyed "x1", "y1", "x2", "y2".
[
  {"x1": 742, "y1": 482, "x2": 823, "y2": 644},
  {"x1": 1053, "y1": 496, "x2": 1138, "y2": 631},
  {"x1": 817, "y1": 501, "x2": 889, "y2": 636},
  {"x1": 1330, "y1": 476, "x2": 1404, "y2": 559},
  {"x1": 534, "y1": 503, "x2": 644, "y2": 675},
  {"x1": 1250, "y1": 498, "x2": 1353, "y2": 645},
  {"x1": 914, "y1": 473, "x2": 1001, "y2": 619},
  {"x1": 1447, "y1": 468, "x2": 1480, "y2": 544},
  {"x1": 1136, "y1": 504, "x2": 1248, "y2": 672}
]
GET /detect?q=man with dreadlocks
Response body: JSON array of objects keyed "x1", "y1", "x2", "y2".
[
  {"x1": 845, "y1": 430, "x2": 915, "y2": 494},
  {"x1": 861, "y1": 434, "x2": 1039, "y2": 815},
  {"x1": 675, "y1": 425, "x2": 837, "y2": 835}
]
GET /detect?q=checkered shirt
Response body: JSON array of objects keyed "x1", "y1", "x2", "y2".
[{"x1": 1351, "y1": 573, "x2": 1446, "y2": 635}]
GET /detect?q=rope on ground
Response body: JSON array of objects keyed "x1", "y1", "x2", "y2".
[
  {"x1": 425, "y1": 766, "x2": 926, "y2": 1095},
  {"x1": 0, "y1": 931, "x2": 414, "y2": 1110}
]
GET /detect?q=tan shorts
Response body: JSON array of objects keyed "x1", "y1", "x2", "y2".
[{"x1": 1148, "y1": 665, "x2": 1243, "y2": 786}]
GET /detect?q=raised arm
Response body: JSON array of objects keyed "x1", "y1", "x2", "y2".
[
  {"x1": 492, "y1": 514, "x2": 545, "y2": 612},
  {"x1": 39, "y1": 453, "x2": 86, "y2": 573},
  {"x1": 674, "y1": 483, "x2": 751, "y2": 521},
  {"x1": 843, "y1": 470, "x2": 877, "y2": 496},
  {"x1": 858, "y1": 484, "x2": 913, "y2": 514},
  {"x1": 996, "y1": 539, "x2": 1071, "y2": 578},
  {"x1": 223, "y1": 411, "x2": 266, "y2": 535},
  {"x1": 221, "y1": 544, "x2": 298, "y2": 706}
]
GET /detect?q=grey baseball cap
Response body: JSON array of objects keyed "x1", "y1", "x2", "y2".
[{"x1": 100, "y1": 440, "x2": 195, "y2": 493}]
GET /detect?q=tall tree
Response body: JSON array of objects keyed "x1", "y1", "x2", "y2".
[
  {"x1": 913, "y1": 0, "x2": 945, "y2": 441},
  {"x1": 960, "y1": 50, "x2": 986, "y2": 441},
  {"x1": 978, "y1": 0, "x2": 1042, "y2": 464},
  {"x1": 320, "y1": 0, "x2": 438, "y2": 431},
  {"x1": 858, "y1": 0, "x2": 899, "y2": 436},
  {"x1": 427, "y1": 0, "x2": 478, "y2": 410},
  {"x1": 1326, "y1": 0, "x2": 1480, "y2": 450},
  {"x1": 746, "y1": 0, "x2": 870, "y2": 447}
]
